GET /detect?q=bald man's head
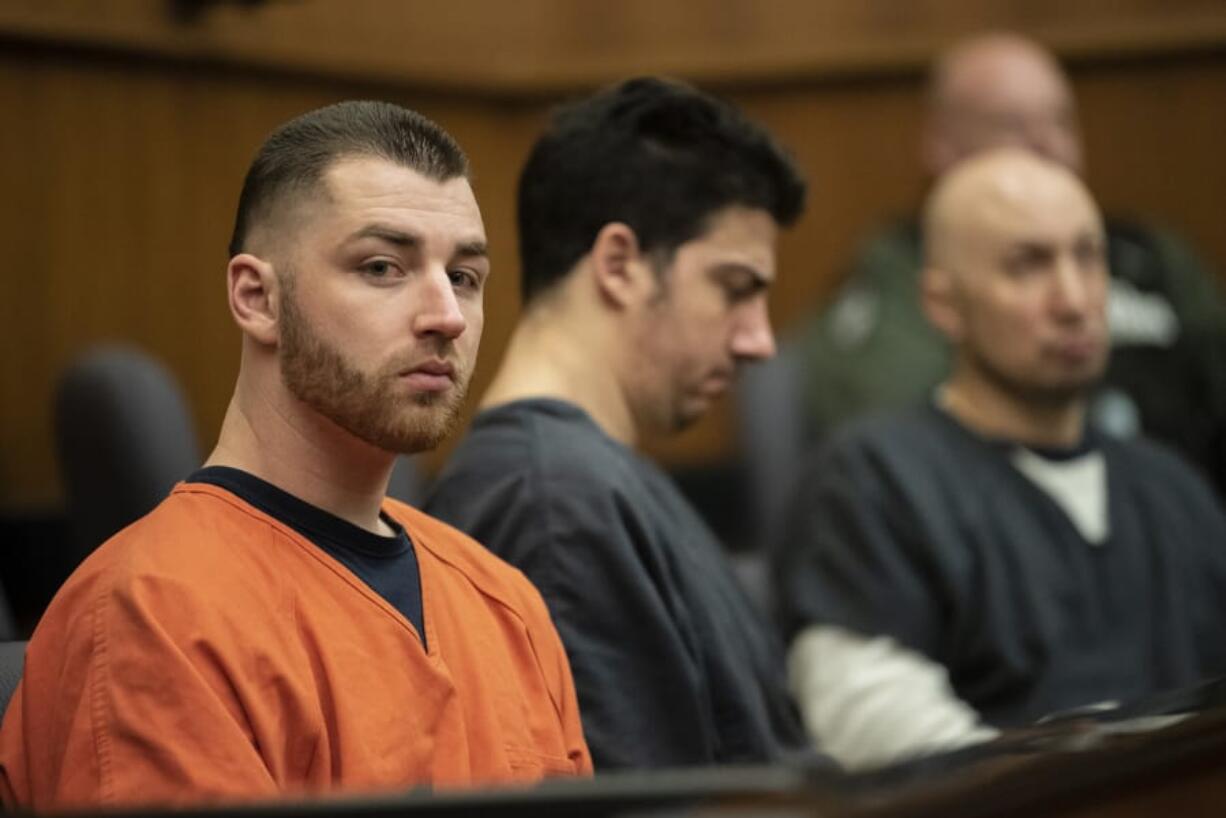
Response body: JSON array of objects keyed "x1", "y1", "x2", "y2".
[
  {"x1": 923, "y1": 148, "x2": 1100, "y2": 273},
  {"x1": 921, "y1": 148, "x2": 1109, "y2": 409},
  {"x1": 922, "y1": 32, "x2": 1082, "y2": 177}
]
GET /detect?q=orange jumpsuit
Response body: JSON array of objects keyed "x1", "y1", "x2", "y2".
[{"x1": 0, "y1": 482, "x2": 591, "y2": 811}]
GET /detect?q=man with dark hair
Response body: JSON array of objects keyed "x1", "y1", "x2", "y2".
[
  {"x1": 517, "y1": 77, "x2": 804, "y2": 306},
  {"x1": 425, "y1": 77, "x2": 813, "y2": 769},
  {"x1": 0, "y1": 101, "x2": 591, "y2": 811},
  {"x1": 776, "y1": 148, "x2": 1226, "y2": 770}
]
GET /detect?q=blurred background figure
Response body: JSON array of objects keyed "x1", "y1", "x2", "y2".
[
  {"x1": 774, "y1": 148, "x2": 1226, "y2": 771},
  {"x1": 789, "y1": 32, "x2": 1226, "y2": 496}
]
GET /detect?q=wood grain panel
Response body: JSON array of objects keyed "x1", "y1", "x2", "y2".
[
  {"x1": 0, "y1": 0, "x2": 1224, "y2": 94},
  {"x1": 2, "y1": 12, "x2": 1225, "y2": 509},
  {"x1": 0, "y1": 51, "x2": 544, "y2": 509}
]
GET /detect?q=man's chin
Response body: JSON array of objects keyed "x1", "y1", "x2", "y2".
[
  {"x1": 1020, "y1": 376, "x2": 1100, "y2": 410},
  {"x1": 973, "y1": 354, "x2": 1103, "y2": 411},
  {"x1": 388, "y1": 414, "x2": 462, "y2": 455},
  {"x1": 369, "y1": 433, "x2": 442, "y2": 457},
  {"x1": 345, "y1": 400, "x2": 464, "y2": 455},
  {"x1": 669, "y1": 397, "x2": 716, "y2": 434},
  {"x1": 1045, "y1": 362, "x2": 1107, "y2": 402}
]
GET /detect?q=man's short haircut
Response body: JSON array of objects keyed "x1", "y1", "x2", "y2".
[
  {"x1": 228, "y1": 100, "x2": 469, "y2": 257},
  {"x1": 517, "y1": 77, "x2": 806, "y2": 303}
]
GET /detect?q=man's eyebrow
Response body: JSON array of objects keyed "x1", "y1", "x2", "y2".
[
  {"x1": 346, "y1": 225, "x2": 420, "y2": 247},
  {"x1": 346, "y1": 227, "x2": 487, "y2": 260},
  {"x1": 455, "y1": 240, "x2": 489, "y2": 259},
  {"x1": 1008, "y1": 240, "x2": 1055, "y2": 255},
  {"x1": 712, "y1": 262, "x2": 773, "y2": 287}
]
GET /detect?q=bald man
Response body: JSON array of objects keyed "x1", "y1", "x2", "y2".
[
  {"x1": 923, "y1": 33, "x2": 1083, "y2": 176},
  {"x1": 774, "y1": 149, "x2": 1226, "y2": 770},
  {"x1": 783, "y1": 32, "x2": 1226, "y2": 500}
]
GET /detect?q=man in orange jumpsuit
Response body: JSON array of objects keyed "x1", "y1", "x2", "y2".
[{"x1": 0, "y1": 100, "x2": 591, "y2": 811}]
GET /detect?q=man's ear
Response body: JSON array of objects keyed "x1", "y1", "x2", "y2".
[
  {"x1": 590, "y1": 222, "x2": 655, "y2": 309},
  {"x1": 227, "y1": 253, "x2": 281, "y2": 346},
  {"x1": 920, "y1": 264, "x2": 964, "y2": 342}
]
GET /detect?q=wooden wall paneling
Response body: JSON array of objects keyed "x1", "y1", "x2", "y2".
[
  {"x1": 0, "y1": 46, "x2": 551, "y2": 508},
  {"x1": 1, "y1": 0, "x2": 1225, "y2": 94},
  {"x1": 0, "y1": 55, "x2": 48, "y2": 508},
  {"x1": 1077, "y1": 53, "x2": 1226, "y2": 277},
  {"x1": 3, "y1": 7, "x2": 1226, "y2": 507}
]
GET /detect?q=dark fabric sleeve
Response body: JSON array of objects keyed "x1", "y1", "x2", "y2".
[
  {"x1": 773, "y1": 434, "x2": 949, "y2": 661},
  {"x1": 516, "y1": 472, "x2": 721, "y2": 769},
  {"x1": 1123, "y1": 440, "x2": 1226, "y2": 674},
  {"x1": 425, "y1": 440, "x2": 718, "y2": 768}
]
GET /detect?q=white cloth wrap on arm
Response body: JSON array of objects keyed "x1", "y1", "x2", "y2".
[{"x1": 788, "y1": 624, "x2": 999, "y2": 770}]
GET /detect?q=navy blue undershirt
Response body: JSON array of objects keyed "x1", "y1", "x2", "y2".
[{"x1": 188, "y1": 466, "x2": 426, "y2": 648}]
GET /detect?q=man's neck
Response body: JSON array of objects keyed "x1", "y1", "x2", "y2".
[
  {"x1": 938, "y1": 372, "x2": 1087, "y2": 450},
  {"x1": 480, "y1": 305, "x2": 639, "y2": 447},
  {"x1": 205, "y1": 367, "x2": 396, "y2": 535}
]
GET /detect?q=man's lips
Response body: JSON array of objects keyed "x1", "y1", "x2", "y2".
[
  {"x1": 1048, "y1": 337, "x2": 1102, "y2": 362},
  {"x1": 699, "y1": 369, "x2": 735, "y2": 397},
  {"x1": 400, "y1": 360, "x2": 456, "y2": 392}
]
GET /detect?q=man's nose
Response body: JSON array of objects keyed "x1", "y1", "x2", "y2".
[
  {"x1": 411, "y1": 267, "x2": 467, "y2": 340},
  {"x1": 730, "y1": 299, "x2": 777, "y2": 362},
  {"x1": 1050, "y1": 257, "x2": 1094, "y2": 319}
]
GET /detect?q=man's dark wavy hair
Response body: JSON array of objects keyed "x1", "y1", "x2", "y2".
[{"x1": 517, "y1": 77, "x2": 805, "y2": 303}]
